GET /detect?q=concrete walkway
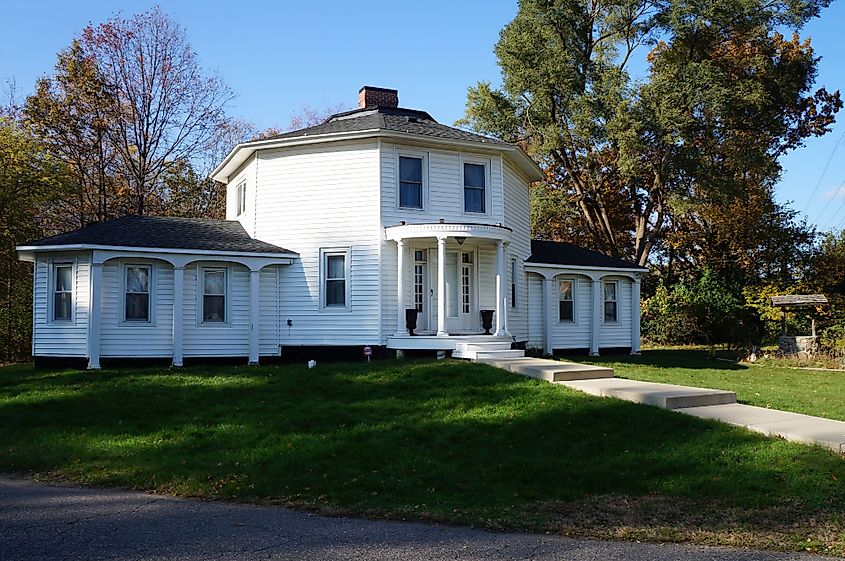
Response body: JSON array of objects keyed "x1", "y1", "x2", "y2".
[
  {"x1": 0, "y1": 476, "x2": 832, "y2": 561},
  {"x1": 480, "y1": 357, "x2": 845, "y2": 454}
]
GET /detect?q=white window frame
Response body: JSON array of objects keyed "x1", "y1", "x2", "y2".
[
  {"x1": 395, "y1": 149, "x2": 428, "y2": 211},
  {"x1": 198, "y1": 266, "x2": 231, "y2": 326},
  {"x1": 603, "y1": 279, "x2": 618, "y2": 324},
  {"x1": 460, "y1": 155, "x2": 492, "y2": 216},
  {"x1": 510, "y1": 257, "x2": 517, "y2": 309},
  {"x1": 558, "y1": 277, "x2": 576, "y2": 324},
  {"x1": 320, "y1": 248, "x2": 351, "y2": 311},
  {"x1": 119, "y1": 263, "x2": 156, "y2": 326},
  {"x1": 48, "y1": 259, "x2": 76, "y2": 324},
  {"x1": 236, "y1": 181, "x2": 247, "y2": 216}
]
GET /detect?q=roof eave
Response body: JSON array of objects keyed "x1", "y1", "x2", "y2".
[
  {"x1": 16, "y1": 244, "x2": 299, "y2": 260},
  {"x1": 211, "y1": 129, "x2": 545, "y2": 183},
  {"x1": 525, "y1": 261, "x2": 648, "y2": 273}
]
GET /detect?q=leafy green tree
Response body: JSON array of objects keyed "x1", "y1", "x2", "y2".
[{"x1": 461, "y1": 0, "x2": 840, "y2": 268}]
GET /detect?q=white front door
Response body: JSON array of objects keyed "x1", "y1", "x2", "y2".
[
  {"x1": 412, "y1": 249, "x2": 428, "y2": 332},
  {"x1": 445, "y1": 250, "x2": 477, "y2": 333}
]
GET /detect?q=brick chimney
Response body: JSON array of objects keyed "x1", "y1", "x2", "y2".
[{"x1": 358, "y1": 86, "x2": 398, "y2": 109}]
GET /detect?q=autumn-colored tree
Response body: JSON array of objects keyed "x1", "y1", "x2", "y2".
[
  {"x1": 0, "y1": 119, "x2": 70, "y2": 359},
  {"x1": 25, "y1": 41, "x2": 125, "y2": 228},
  {"x1": 79, "y1": 7, "x2": 233, "y2": 215}
]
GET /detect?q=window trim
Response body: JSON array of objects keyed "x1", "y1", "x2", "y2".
[
  {"x1": 236, "y1": 180, "x2": 247, "y2": 216},
  {"x1": 460, "y1": 155, "x2": 492, "y2": 216},
  {"x1": 320, "y1": 248, "x2": 351, "y2": 311},
  {"x1": 395, "y1": 149, "x2": 428, "y2": 211},
  {"x1": 48, "y1": 259, "x2": 76, "y2": 324},
  {"x1": 198, "y1": 266, "x2": 231, "y2": 326},
  {"x1": 557, "y1": 277, "x2": 576, "y2": 324},
  {"x1": 603, "y1": 279, "x2": 618, "y2": 324},
  {"x1": 510, "y1": 257, "x2": 517, "y2": 309},
  {"x1": 119, "y1": 262, "x2": 156, "y2": 326}
]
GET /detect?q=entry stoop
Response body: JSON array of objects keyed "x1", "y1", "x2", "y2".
[
  {"x1": 453, "y1": 341, "x2": 525, "y2": 360},
  {"x1": 476, "y1": 357, "x2": 614, "y2": 382}
]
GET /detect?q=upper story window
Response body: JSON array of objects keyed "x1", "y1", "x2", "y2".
[
  {"x1": 52, "y1": 263, "x2": 73, "y2": 322},
  {"x1": 202, "y1": 268, "x2": 227, "y2": 323},
  {"x1": 125, "y1": 265, "x2": 151, "y2": 322},
  {"x1": 559, "y1": 278, "x2": 575, "y2": 322},
  {"x1": 604, "y1": 280, "x2": 618, "y2": 322},
  {"x1": 399, "y1": 156, "x2": 423, "y2": 209},
  {"x1": 236, "y1": 181, "x2": 247, "y2": 216},
  {"x1": 323, "y1": 250, "x2": 348, "y2": 308},
  {"x1": 463, "y1": 162, "x2": 486, "y2": 213}
]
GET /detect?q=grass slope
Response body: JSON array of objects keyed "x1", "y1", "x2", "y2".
[
  {"x1": 1, "y1": 359, "x2": 844, "y2": 554},
  {"x1": 568, "y1": 349, "x2": 845, "y2": 421}
]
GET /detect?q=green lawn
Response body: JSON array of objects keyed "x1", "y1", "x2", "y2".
[
  {"x1": 566, "y1": 349, "x2": 845, "y2": 421},
  {"x1": 1, "y1": 359, "x2": 844, "y2": 554}
]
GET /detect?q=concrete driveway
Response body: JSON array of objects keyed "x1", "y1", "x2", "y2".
[{"x1": 0, "y1": 476, "x2": 832, "y2": 561}]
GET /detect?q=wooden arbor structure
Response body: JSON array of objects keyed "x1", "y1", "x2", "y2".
[{"x1": 770, "y1": 294, "x2": 828, "y2": 355}]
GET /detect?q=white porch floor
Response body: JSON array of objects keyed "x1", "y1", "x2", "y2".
[{"x1": 386, "y1": 334, "x2": 512, "y2": 351}]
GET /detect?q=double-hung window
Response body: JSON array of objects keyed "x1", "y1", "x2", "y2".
[
  {"x1": 604, "y1": 281, "x2": 618, "y2": 322},
  {"x1": 398, "y1": 156, "x2": 423, "y2": 209},
  {"x1": 202, "y1": 268, "x2": 227, "y2": 323},
  {"x1": 559, "y1": 279, "x2": 574, "y2": 322},
  {"x1": 324, "y1": 252, "x2": 347, "y2": 308},
  {"x1": 236, "y1": 181, "x2": 246, "y2": 216},
  {"x1": 125, "y1": 265, "x2": 151, "y2": 322},
  {"x1": 53, "y1": 263, "x2": 73, "y2": 322},
  {"x1": 463, "y1": 162, "x2": 486, "y2": 213}
]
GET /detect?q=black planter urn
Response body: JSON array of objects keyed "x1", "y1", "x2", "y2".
[
  {"x1": 405, "y1": 308, "x2": 419, "y2": 335},
  {"x1": 480, "y1": 309, "x2": 495, "y2": 335}
]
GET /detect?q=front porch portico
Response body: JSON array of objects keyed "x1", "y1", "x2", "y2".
[{"x1": 385, "y1": 222, "x2": 512, "y2": 345}]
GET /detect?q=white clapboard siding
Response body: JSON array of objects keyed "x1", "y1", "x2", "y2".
[
  {"x1": 380, "y1": 143, "x2": 505, "y2": 227},
  {"x1": 255, "y1": 141, "x2": 382, "y2": 346},
  {"x1": 100, "y1": 259, "x2": 174, "y2": 358},
  {"x1": 260, "y1": 267, "x2": 280, "y2": 355},
  {"x1": 225, "y1": 155, "x2": 257, "y2": 235},
  {"x1": 502, "y1": 161, "x2": 531, "y2": 341},
  {"x1": 552, "y1": 276, "x2": 593, "y2": 349},
  {"x1": 182, "y1": 262, "x2": 250, "y2": 357},
  {"x1": 527, "y1": 273, "x2": 544, "y2": 349},
  {"x1": 599, "y1": 276, "x2": 633, "y2": 348},
  {"x1": 32, "y1": 253, "x2": 90, "y2": 357}
]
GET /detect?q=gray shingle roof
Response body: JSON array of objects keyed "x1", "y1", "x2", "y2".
[
  {"x1": 527, "y1": 240, "x2": 644, "y2": 270},
  {"x1": 265, "y1": 106, "x2": 508, "y2": 146},
  {"x1": 24, "y1": 215, "x2": 295, "y2": 255},
  {"x1": 770, "y1": 294, "x2": 828, "y2": 307}
]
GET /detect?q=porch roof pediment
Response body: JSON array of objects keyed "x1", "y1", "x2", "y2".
[{"x1": 384, "y1": 222, "x2": 512, "y2": 242}]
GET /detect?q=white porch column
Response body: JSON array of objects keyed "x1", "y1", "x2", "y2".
[
  {"x1": 395, "y1": 239, "x2": 409, "y2": 336},
  {"x1": 590, "y1": 276, "x2": 602, "y2": 356},
  {"x1": 87, "y1": 262, "x2": 102, "y2": 370},
  {"x1": 631, "y1": 275, "x2": 642, "y2": 355},
  {"x1": 494, "y1": 240, "x2": 506, "y2": 336},
  {"x1": 172, "y1": 266, "x2": 184, "y2": 367},
  {"x1": 248, "y1": 268, "x2": 261, "y2": 365},
  {"x1": 543, "y1": 276, "x2": 555, "y2": 356},
  {"x1": 436, "y1": 235, "x2": 448, "y2": 336}
]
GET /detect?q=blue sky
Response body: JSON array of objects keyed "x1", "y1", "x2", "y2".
[{"x1": 2, "y1": 0, "x2": 844, "y2": 231}]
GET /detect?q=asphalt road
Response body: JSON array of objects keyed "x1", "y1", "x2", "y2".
[{"x1": 0, "y1": 476, "x2": 833, "y2": 561}]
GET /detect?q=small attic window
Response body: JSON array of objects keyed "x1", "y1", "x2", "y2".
[{"x1": 406, "y1": 116, "x2": 418, "y2": 123}]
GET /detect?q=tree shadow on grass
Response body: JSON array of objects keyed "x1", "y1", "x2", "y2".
[{"x1": 0, "y1": 359, "x2": 843, "y2": 548}]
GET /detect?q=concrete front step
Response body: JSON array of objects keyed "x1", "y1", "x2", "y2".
[
  {"x1": 455, "y1": 348, "x2": 525, "y2": 360},
  {"x1": 559, "y1": 378, "x2": 737, "y2": 410},
  {"x1": 454, "y1": 341, "x2": 513, "y2": 353},
  {"x1": 476, "y1": 357, "x2": 614, "y2": 382}
]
